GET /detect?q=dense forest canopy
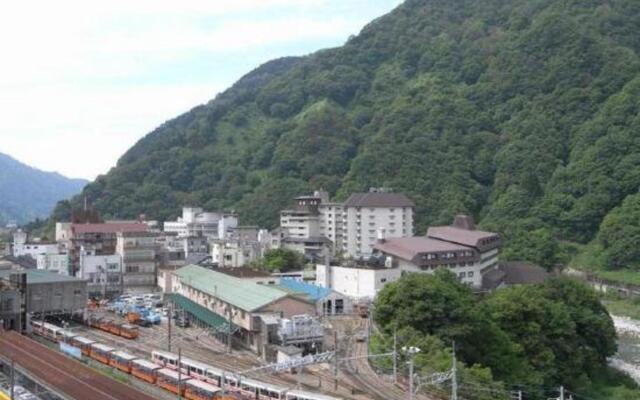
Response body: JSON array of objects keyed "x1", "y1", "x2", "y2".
[{"x1": 53, "y1": 0, "x2": 640, "y2": 269}]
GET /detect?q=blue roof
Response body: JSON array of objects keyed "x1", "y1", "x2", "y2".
[{"x1": 279, "y1": 278, "x2": 332, "y2": 301}]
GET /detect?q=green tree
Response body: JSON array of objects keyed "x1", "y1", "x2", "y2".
[{"x1": 259, "y1": 248, "x2": 305, "y2": 272}]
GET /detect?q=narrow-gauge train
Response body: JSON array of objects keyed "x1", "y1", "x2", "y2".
[
  {"x1": 30, "y1": 322, "x2": 342, "y2": 400},
  {"x1": 87, "y1": 316, "x2": 139, "y2": 339}
]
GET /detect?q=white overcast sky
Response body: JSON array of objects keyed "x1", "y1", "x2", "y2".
[{"x1": 0, "y1": 0, "x2": 402, "y2": 180}]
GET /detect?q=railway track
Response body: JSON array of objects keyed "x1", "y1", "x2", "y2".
[{"x1": 0, "y1": 331, "x2": 156, "y2": 400}]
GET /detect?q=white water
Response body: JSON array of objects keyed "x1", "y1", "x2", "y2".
[{"x1": 610, "y1": 315, "x2": 640, "y2": 384}]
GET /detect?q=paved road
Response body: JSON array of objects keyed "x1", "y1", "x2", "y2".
[{"x1": 0, "y1": 331, "x2": 156, "y2": 400}]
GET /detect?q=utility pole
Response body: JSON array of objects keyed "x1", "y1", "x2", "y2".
[
  {"x1": 408, "y1": 356, "x2": 414, "y2": 400},
  {"x1": 177, "y1": 347, "x2": 182, "y2": 399},
  {"x1": 451, "y1": 341, "x2": 458, "y2": 400},
  {"x1": 10, "y1": 359, "x2": 15, "y2": 400},
  {"x1": 560, "y1": 385, "x2": 565, "y2": 400},
  {"x1": 393, "y1": 328, "x2": 398, "y2": 384},
  {"x1": 226, "y1": 307, "x2": 232, "y2": 354},
  {"x1": 333, "y1": 331, "x2": 339, "y2": 391},
  {"x1": 167, "y1": 302, "x2": 172, "y2": 352}
]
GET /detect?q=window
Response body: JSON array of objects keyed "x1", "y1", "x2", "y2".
[
  {"x1": 468, "y1": 271, "x2": 474, "y2": 277},
  {"x1": 459, "y1": 272, "x2": 466, "y2": 278},
  {"x1": 381, "y1": 278, "x2": 387, "y2": 283}
]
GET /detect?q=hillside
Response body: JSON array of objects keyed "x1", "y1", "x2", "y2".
[
  {"x1": 54, "y1": 0, "x2": 640, "y2": 270},
  {"x1": 0, "y1": 153, "x2": 86, "y2": 225}
]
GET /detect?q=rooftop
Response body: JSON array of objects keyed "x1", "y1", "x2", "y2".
[
  {"x1": 427, "y1": 226, "x2": 499, "y2": 248},
  {"x1": 71, "y1": 223, "x2": 149, "y2": 235},
  {"x1": 174, "y1": 265, "x2": 290, "y2": 312},
  {"x1": 0, "y1": 269, "x2": 85, "y2": 284},
  {"x1": 344, "y1": 192, "x2": 414, "y2": 208},
  {"x1": 278, "y1": 278, "x2": 332, "y2": 301},
  {"x1": 374, "y1": 237, "x2": 470, "y2": 261}
]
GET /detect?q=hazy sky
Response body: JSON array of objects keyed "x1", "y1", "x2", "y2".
[{"x1": 0, "y1": 0, "x2": 401, "y2": 180}]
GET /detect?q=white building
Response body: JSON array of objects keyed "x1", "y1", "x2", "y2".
[
  {"x1": 163, "y1": 207, "x2": 238, "y2": 239},
  {"x1": 277, "y1": 188, "x2": 414, "y2": 259},
  {"x1": 116, "y1": 231, "x2": 158, "y2": 293},
  {"x1": 374, "y1": 215, "x2": 500, "y2": 288},
  {"x1": 211, "y1": 227, "x2": 271, "y2": 268},
  {"x1": 316, "y1": 262, "x2": 401, "y2": 301},
  {"x1": 36, "y1": 253, "x2": 70, "y2": 275},
  {"x1": 341, "y1": 189, "x2": 414, "y2": 258},
  {"x1": 12, "y1": 230, "x2": 60, "y2": 258},
  {"x1": 78, "y1": 251, "x2": 122, "y2": 298}
]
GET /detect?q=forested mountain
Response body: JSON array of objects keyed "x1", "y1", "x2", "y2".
[
  {"x1": 54, "y1": 0, "x2": 640, "y2": 270},
  {"x1": 0, "y1": 153, "x2": 86, "y2": 225}
]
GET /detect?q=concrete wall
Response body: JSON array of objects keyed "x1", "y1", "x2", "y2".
[
  {"x1": 28, "y1": 280, "x2": 87, "y2": 315},
  {"x1": 344, "y1": 206, "x2": 413, "y2": 258}
]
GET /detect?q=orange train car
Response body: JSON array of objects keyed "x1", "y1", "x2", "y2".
[
  {"x1": 109, "y1": 351, "x2": 138, "y2": 374},
  {"x1": 108, "y1": 322, "x2": 121, "y2": 336},
  {"x1": 132, "y1": 359, "x2": 161, "y2": 384},
  {"x1": 120, "y1": 323, "x2": 139, "y2": 340},
  {"x1": 69, "y1": 336, "x2": 95, "y2": 356},
  {"x1": 184, "y1": 379, "x2": 222, "y2": 400},
  {"x1": 90, "y1": 343, "x2": 114, "y2": 365},
  {"x1": 156, "y1": 368, "x2": 191, "y2": 396}
]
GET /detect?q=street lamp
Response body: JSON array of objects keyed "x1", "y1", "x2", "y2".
[{"x1": 402, "y1": 346, "x2": 421, "y2": 400}]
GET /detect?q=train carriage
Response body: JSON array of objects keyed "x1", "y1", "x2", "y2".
[
  {"x1": 285, "y1": 390, "x2": 342, "y2": 400},
  {"x1": 59, "y1": 329, "x2": 78, "y2": 343},
  {"x1": 108, "y1": 321, "x2": 122, "y2": 336},
  {"x1": 184, "y1": 379, "x2": 222, "y2": 400},
  {"x1": 69, "y1": 336, "x2": 95, "y2": 356},
  {"x1": 156, "y1": 368, "x2": 191, "y2": 395},
  {"x1": 131, "y1": 359, "x2": 161, "y2": 384},
  {"x1": 32, "y1": 321, "x2": 63, "y2": 342},
  {"x1": 203, "y1": 365, "x2": 225, "y2": 387},
  {"x1": 180, "y1": 357, "x2": 212, "y2": 381},
  {"x1": 90, "y1": 343, "x2": 115, "y2": 365},
  {"x1": 238, "y1": 378, "x2": 287, "y2": 400},
  {"x1": 120, "y1": 323, "x2": 139, "y2": 339},
  {"x1": 109, "y1": 351, "x2": 138, "y2": 373},
  {"x1": 152, "y1": 350, "x2": 180, "y2": 370}
]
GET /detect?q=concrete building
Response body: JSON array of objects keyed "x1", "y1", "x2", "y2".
[
  {"x1": 211, "y1": 227, "x2": 271, "y2": 268},
  {"x1": 78, "y1": 251, "x2": 122, "y2": 298},
  {"x1": 169, "y1": 265, "x2": 315, "y2": 355},
  {"x1": 36, "y1": 253, "x2": 70, "y2": 275},
  {"x1": 341, "y1": 189, "x2": 414, "y2": 258},
  {"x1": 316, "y1": 262, "x2": 402, "y2": 301},
  {"x1": 278, "y1": 278, "x2": 352, "y2": 315},
  {"x1": 277, "y1": 188, "x2": 414, "y2": 259},
  {"x1": 64, "y1": 222, "x2": 149, "y2": 275},
  {"x1": 116, "y1": 232, "x2": 158, "y2": 294},
  {"x1": 163, "y1": 207, "x2": 238, "y2": 239},
  {"x1": 0, "y1": 269, "x2": 87, "y2": 317},
  {"x1": 12, "y1": 230, "x2": 60, "y2": 258},
  {"x1": 374, "y1": 215, "x2": 500, "y2": 288}
]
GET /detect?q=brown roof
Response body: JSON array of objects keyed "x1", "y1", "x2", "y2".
[
  {"x1": 427, "y1": 226, "x2": 498, "y2": 248},
  {"x1": 344, "y1": 192, "x2": 414, "y2": 208},
  {"x1": 374, "y1": 237, "x2": 470, "y2": 261},
  {"x1": 71, "y1": 223, "x2": 149, "y2": 235}
]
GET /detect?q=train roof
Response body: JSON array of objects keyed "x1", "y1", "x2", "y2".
[
  {"x1": 241, "y1": 378, "x2": 286, "y2": 392},
  {"x1": 132, "y1": 359, "x2": 161, "y2": 369},
  {"x1": 112, "y1": 351, "x2": 137, "y2": 361},
  {"x1": 286, "y1": 390, "x2": 342, "y2": 400},
  {"x1": 152, "y1": 350, "x2": 178, "y2": 359},
  {"x1": 91, "y1": 343, "x2": 115, "y2": 352},
  {"x1": 185, "y1": 379, "x2": 221, "y2": 392},
  {"x1": 181, "y1": 357, "x2": 212, "y2": 370},
  {"x1": 72, "y1": 336, "x2": 95, "y2": 345},
  {"x1": 157, "y1": 368, "x2": 191, "y2": 381},
  {"x1": 121, "y1": 324, "x2": 138, "y2": 330}
]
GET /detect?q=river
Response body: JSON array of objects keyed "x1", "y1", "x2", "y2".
[{"x1": 611, "y1": 315, "x2": 640, "y2": 383}]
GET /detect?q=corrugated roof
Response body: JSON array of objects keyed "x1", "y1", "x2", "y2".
[
  {"x1": 174, "y1": 265, "x2": 289, "y2": 312},
  {"x1": 344, "y1": 192, "x2": 414, "y2": 208},
  {"x1": 374, "y1": 237, "x2": 470, "y2": 261},
  {"x1": 279, "y1": 278, "x2": 332, "y2": 301},
  {"x1": 167, "y1": 293, "x2": 236, "y2": 331}
]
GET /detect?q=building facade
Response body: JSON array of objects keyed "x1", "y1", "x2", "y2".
[
  {"x1": 116, "y1": 232, "x2": 158, "y2": 293},
  {"x1": 78, "y1": 251, "x2": 122, "y2": 298},
  {"x1": 163, "y1": 207, "x2": 238, "y2": 239},
  {"x1": 36, "y1": 254, "x2": 70, "y2": 276},
  {"x1": 316, "y1": 262, "x2": 402, "y2": 301}
]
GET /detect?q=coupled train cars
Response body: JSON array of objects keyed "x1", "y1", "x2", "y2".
[{"x1": 30, "y1": 321, "x2": 341, "y2": 400}]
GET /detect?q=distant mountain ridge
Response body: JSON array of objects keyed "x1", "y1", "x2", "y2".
[{"x1": 0, "y1": 152, "x2": 86, "y2": 225}]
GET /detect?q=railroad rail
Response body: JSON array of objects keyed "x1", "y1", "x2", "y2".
[{"x1": 0, "y1": 331, "x2": 157, "y2": 400}]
